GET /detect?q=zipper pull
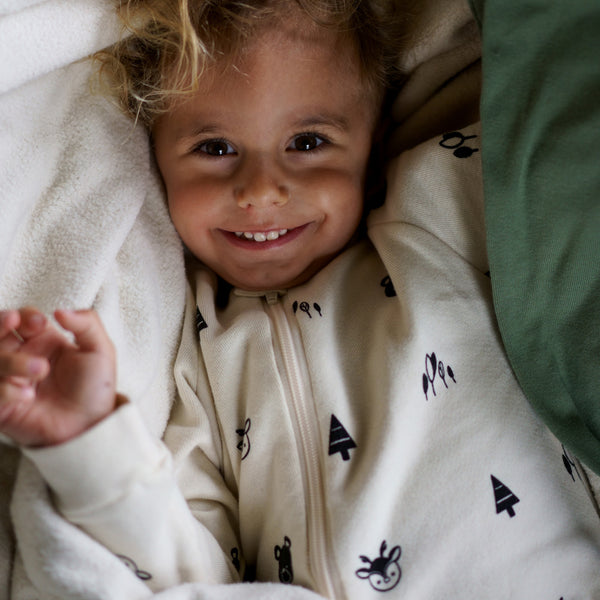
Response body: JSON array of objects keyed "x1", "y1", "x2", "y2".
[
  {"x1": 233, "y1": 288, "x2": 287, "y2": 304},
  {"x1": 265, "y1": 290, "x2": 281, "y2": 305}
]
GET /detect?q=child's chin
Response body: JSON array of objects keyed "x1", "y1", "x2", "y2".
[{"x1": 225, "y1": 269, "x2": 312, "y2": 293}]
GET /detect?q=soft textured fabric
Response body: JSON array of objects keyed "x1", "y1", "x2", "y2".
[
  {"x1": 469, "y1": 0, "x2": 600, "y2": 475},
  {"x1": 0, "y1": 1, "x2": 187, "y2": 597},
  {"x1": 0, "y1": 0, "x2": 119, "y2": 93},
  {"x1": 389, "y1": 0, "x2": 481, "y2": 155},
  {"x1": 25, "y1": 127, "x2": 600, "y2": 599}
]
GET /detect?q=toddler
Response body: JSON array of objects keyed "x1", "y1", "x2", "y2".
[{"x1": 1, "y1": 0, "x2": 600, "y2": 597}]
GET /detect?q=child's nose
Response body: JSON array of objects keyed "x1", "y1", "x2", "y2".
[{"x1": 235, "y1": 159, "x2": 289, "y2": 209}]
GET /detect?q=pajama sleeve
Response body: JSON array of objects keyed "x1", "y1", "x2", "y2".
[{"x1": 22, "y1": 401, "x2": 240, "y2": 592}]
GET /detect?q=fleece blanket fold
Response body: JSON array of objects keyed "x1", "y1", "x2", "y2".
[
  {"x1": 0, "y1": 0, "x2": 121, "y2": 95},
  {"x1": 0, "y1": 0, "x2": 483, "y2": 598},
  {"x1": 0, "y1": 1, "x2": 187, "y2": 597}
]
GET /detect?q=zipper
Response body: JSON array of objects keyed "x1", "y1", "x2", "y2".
[{"x1": 267, "y1": 297, "x2": 343, "y2": 599}]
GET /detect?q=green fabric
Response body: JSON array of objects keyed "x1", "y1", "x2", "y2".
[{"x1": 471, "y1": 0, "x2": 600, "y2": 473}]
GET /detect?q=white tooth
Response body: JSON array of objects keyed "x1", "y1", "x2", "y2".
[{"x1": 238, "y1": 230, "x2": 288, "y2": 242}]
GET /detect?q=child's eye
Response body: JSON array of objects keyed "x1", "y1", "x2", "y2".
[
  {"x1": 288, "y1": 133, "x2": 329, "y2": 152},
  {"x1": 194, "y1": 139, "x2": 236, "y2": 157}
]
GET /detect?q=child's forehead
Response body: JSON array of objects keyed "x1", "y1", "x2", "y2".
[
  {"x1": 236, "y1": 13, "x2": 358, "y2": 66},
  {"x1": 207, "y1": 15, "x2": 368, "y2": 96},
  {"x1": 158, "y1": 17, "x2": 379, "y2": 135},
  {"x1": 158, "y1": 5, "x2": 384, "y2": 125}
]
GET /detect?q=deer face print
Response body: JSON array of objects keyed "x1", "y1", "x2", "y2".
[{"x1": 355, "y1": 540, "x2": 402, "y2": 592}]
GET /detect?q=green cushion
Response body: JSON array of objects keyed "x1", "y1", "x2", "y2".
[{"x1": 471, "y1": 0, "x2": 600, "y2": 473}]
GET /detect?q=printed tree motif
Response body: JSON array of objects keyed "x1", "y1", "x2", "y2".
[
  {"x1": 328, "y1": 414, "x2": 357, "y2": 461},
  {"x1": 562, "y1": 445, "x2": 581, "y2": 481},
  {"x1": 292, "y1": 300, "x2": 323, "y2": 318},
  {"x1": 195, "y1": 306, "x2": 208, "y2": 333},
  {"x1": 491, "y1": 475, "x2": 520, "y2": 518},
  {"x1": 422, "y1": 351, "x2": 456, "y2": 400}
]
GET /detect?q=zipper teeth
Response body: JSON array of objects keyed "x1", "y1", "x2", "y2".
[{"x1": 270, "y1": 302, "x2": 340, "y2": 599}]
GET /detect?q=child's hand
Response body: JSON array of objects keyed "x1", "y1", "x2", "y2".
[{"x1": 0, "y1": 307, "x2": 117, "y2": 447}]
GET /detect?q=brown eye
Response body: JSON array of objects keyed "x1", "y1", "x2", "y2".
[
  {"x1": 196, "y1": 139, "x2": 235, "y2": 156},
  {"x1": 289, "y1": 133, "x2": 327, "y2": 152}
]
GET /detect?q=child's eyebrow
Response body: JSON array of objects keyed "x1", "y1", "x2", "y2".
[
  {"x1": 179, "y1": 124, "x2": 222, "y2": 140},
  {"x1": 293, "y1": 113, "x2": 351, "y2": 132},
  {"x1": 171, "y1": 124, "x2": 224, "y2": 147}
]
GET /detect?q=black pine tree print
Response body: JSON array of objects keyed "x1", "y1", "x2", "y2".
[
  {"x1": 328, "y1": 414, "x2": 357, "y2": 461},
  {"x1": 195, "y1": 307, "x2": 208, "y2": 334},
  {"x1": 491, "y1": 475, "x2": 520, "y2": 518}
]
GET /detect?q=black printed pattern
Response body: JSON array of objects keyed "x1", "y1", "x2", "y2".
[
  {"x1": 328, "y1": 414, "x2": 356, "y2": 461},
  {"x1": 439, "y1": 131, "x2": 479, "y2": 158},
  {"x1": 236, "y1": 418, "x2": 251, "y2": 460},
  {"x1": 293, "y1": 300, "x2": 323, "y2": 318},
  {"x1": 117, "y1": 555, "x2": 152, "y2": 581},
  {"x1": 356, "y1": 541, "x2": 402, "y2": 592},
  {"x1": 274, "y1": 536, "x2": 294, "y2": 584},
  {"x1": 195, "y1": 306, "x2": 208, "y2": 334},
  {"x1": 380, "y1": 275, "x2": 397, "y2": 297},
  {"x1": 422, "y1": 352, "x2": 456, "y2": 400},
  {"x1": 562, "y1": 445, "x2": 582, "y2": 482},
  {"x1": 491, "y1": 475, "x2": 520, "y2": 518}
]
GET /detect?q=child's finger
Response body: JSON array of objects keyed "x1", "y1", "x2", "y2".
[
  {"x1": 0, "y1": 379, "x2": 35, "y2": 406},
  {"x1": 0, "y1": 310, "x2": 21, "y2": 338},
  {"x1": 17, "y1": 307, "x2": 48, "y2": 339},
  {"x1": 0, "y1": 308, "x2": 47, "y2": 342},
  {"x1": 0, "y1": 380, "x2": 36, "y2": 442},
  {"x1": 53, "y1": 309, "x2": 113, "y2": 355},
  {"x1": 0, "y1": 352, "x2": 49, "y2": 381}
]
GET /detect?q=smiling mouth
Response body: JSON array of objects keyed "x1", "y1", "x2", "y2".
[{"x1": 234, "y1": 229, "x2": 289, "y2": 242}]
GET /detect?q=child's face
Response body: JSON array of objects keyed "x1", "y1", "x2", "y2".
[{"x1": 153, "y1": 20, "x2": 379, "y2": 291}]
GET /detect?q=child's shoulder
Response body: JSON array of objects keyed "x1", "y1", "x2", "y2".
[{"x1": 371, "y1": 124, "x2": 487, "y2": 273}]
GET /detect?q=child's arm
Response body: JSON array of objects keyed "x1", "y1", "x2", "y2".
[
  {"x1": 20, "y1": 400, "x2": 239, "y2": 589},
  {"x1": 0, "y1": 307, "x2": 239, "y2": 591},
  {"x1": 0, "y1": 307, "x2": 117, "y2": 447}
]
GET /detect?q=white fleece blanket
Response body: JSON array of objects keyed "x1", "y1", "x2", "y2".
[
  {"x1": 0, "y1": 1, "x2": 189, "y2": 598},
  {"x1": 0, "y1": 1, "x2": 482, "y2": 599}
]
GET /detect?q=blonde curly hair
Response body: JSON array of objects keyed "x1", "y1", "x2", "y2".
[{"x1": 95, "y1": 0, "x2": 409, "y2": 128}]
